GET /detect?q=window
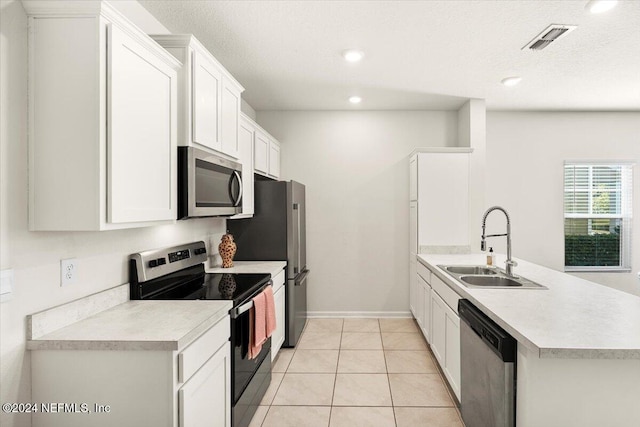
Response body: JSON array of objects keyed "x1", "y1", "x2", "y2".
[{"x1": 564, "y1": 162, "x2": 633, "y2": 271}]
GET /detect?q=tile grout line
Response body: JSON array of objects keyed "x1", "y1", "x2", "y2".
[
  {"x1": 380, "y1": 318, "x2": 400, "y2": 427},
  {"x1": 328, "y1": 318, "x2": 344, "y2": 427}
]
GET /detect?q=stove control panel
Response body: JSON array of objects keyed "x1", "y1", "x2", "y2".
[
  {"x1": 169, "y1": 250, "x2": 191, "y2": 263},
  {"x1": 148, "y1": 257, "x2": 167, "y2": 268},
  {"x1": 130, "y1": 241, "x2": 209, "y2": 283}
]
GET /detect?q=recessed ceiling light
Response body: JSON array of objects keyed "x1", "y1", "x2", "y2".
[
  {"x1": 342, "y1": 49, "x2": 364, "y2": 63},
  {"x1": 349, "y1": 96, "x2": 362, "y2": 104},
  {"x1": 501, "y1": 76, "x2": 522, "y2": 87},
  {"x1": 585, "y1": 0, "x2": 618, "y2": 13}
]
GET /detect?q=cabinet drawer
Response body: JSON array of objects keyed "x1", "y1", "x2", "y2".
[
  {"x1": 179, "y1": 316, "x2": 230, "y2": 383},
  {"x1": 417, "y1": 261, "x2": 431, "y2": 283},
  {"x1": 272, "y1": 269, "x2": 285, "y2": 293},
  {"x1": 431, "y1": 275, "x2": 461, "y2": 314}
]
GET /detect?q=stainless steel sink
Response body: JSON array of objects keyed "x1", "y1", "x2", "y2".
[
  {"x1": 444, "y1": 266, "x2": 497, "y2": 275},
  {"x1": 437, "y1": 264, "x2": 546, "y2": 290},
  {"x1": 461, "y1": 276, "x2": 522, "y2": 287}
]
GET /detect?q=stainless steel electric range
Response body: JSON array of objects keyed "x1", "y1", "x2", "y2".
[{"x1": 129, "y1": 241, "x2": 272, "y2": 427}]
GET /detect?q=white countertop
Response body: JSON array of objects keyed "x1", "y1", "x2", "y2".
[
  {"x1": 418, "y1": 253, "x2": 640, "y2": 359},
  {"x1": 27, "y1": 300, "x2": 232, "y2": 351},
  {"x1": 207, "y1": 261, "x2": 286, "y2": 277}
]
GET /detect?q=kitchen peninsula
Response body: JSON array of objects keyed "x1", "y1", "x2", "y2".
[{"x1": 417, "y1": 253, "x2": 640, "y2": 427}]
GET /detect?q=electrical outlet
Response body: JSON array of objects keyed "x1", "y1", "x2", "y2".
[{"x1": 60, "y1": 259, "x2": 77, "y2": 286}]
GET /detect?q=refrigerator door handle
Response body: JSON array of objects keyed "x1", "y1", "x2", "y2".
[
  {"x1": 293, "y1": 203, "x2": 300, "y2": 274},
  {"x1": 295, "y1": 269, "x2": 310, "y2": 285}
]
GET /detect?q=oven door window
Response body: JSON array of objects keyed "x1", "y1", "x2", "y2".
[
  {"x1": 232, "y1": 308, "x2": 271, "y2": 403},
  {"x1": 195, "y1": 159, "x2": 240, "y2": 207}
]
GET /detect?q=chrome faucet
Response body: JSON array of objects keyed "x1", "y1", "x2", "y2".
[{"x1": 481, "y1": 206, "x2": 518, "y2": 277}]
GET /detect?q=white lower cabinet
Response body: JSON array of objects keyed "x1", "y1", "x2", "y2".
[
  {"x1": 416, "y1": 262, "x2": 432, "y2": 343},
  {"x1": 31, "y1": 317, "x2": 231, "y2": 427},
  {"x1": 412, "y1": 259, "x2": 461, "y2": 401},
  {"x1": 420, "y1": 276, "x2": 432, "y2": 343},
  {"x1": 415, "y1": 278, "x2": 424, "y2": 329},
  {"x1": 409, "y1": 256, "x2": 418, "y2": 318},
  {"x1": 430, "y1": 291, "x2": 447, "y2": 366},
  {"x1": 180, "y1": 341, "x2": 231, "y2": 427},
  {"x1": 443, "y1": 306, "x2": 461, "y2": 400},
  {"x1": 430, "y1": 288, "x2": 461, "y2": 401},
  {"x1": 271, "y1": 269, "x2": 286, "y2": 360}
]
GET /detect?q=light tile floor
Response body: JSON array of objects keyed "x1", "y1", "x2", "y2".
[{"x1": 249, "y1": 318, "x2": 465, "y2": 427}]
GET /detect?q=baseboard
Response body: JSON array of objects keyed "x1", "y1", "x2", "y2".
[{"x1": 307, "y1": 311, "x2": 412, "y2": 319}]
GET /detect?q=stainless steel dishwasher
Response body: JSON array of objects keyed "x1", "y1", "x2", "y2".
[{"x1": 459, "y1": 299, "x2": 517, "y2": 427}]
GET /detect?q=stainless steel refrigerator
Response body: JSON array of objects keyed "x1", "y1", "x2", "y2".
[{"x1": 228, "y1": 180, "x2": 308, "y2": 347}]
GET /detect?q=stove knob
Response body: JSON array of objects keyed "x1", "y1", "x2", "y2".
[
  {"x1": 148, "y1": 259, "x2": 158, "y2": 268},
  {"x1": 157, "y1": 258, "x2": 166, "y2": 265}
]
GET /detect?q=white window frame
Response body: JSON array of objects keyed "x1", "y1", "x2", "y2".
[{"x1": 563, "y1": 161, "x2": 634, "y2": 273}]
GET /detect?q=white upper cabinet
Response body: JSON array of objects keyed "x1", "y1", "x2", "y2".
[
  {"x1": 409, "y1": 156, "x2": 418, "y2": 201},
  {"x1": 151, "y1": 35, "x2": 244, "y2": 160},
  {"x1": 192, "y1": 51, "x2": 221, "y2": 150},
  {"x1": 254, "y1": 130, "x2": 270, "y2": 174},
  {"x1": 221, "y1": 77, "x2": 241, "y2": 159},
  {"x1": 409, "y1": 149, "x2": 472, "y2": 251},
  {"x1": 24, "y1": 0, "x2": 180, "y2": 231},
  {"x1": 268, "y1": 139, "x2": 281, "y2": 179},
  {"x1": 230, "y1": 114, "x2": 256, "y2": 218},
  {"x1": 245, "y1": 117, "x2": 282, "y2": 180}
]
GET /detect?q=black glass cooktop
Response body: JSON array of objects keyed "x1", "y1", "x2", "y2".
[{"x1": 144, "y1": 269, "x2": 271, "y2": 307}]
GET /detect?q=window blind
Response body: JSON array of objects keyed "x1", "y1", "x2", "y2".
[{"x1": 564, "y1": 162, "x2": 633, "y2": 271}]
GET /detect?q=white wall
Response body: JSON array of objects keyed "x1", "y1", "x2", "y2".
[
  {"x1": 256, "y1": 111, "x2": 458, "y2": 315},
  {"x1": 486, "y1": 112, "x2": 640, "y2": 296},
  {"x1": 0, "y1": 3, "x2": 226, "y2": 426}
]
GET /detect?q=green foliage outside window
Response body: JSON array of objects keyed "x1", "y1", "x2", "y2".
[{"x1": 564, "y1": 234, "x2": 620, "y2": 267}]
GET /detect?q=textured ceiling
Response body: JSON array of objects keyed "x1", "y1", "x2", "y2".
[{"x1": 139, "y1": 0, "x2": 640, "y2": 111}]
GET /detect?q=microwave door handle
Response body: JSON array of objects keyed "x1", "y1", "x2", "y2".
[
  {"x1": 228, "y1": 171, "x2": 243, "y2": 207},
  {"x1": 232, "y1": 171, "x2": 243, "y2": 207}
]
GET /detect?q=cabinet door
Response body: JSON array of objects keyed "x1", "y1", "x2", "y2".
[
  {"x1": 180, "y1": 341, "x2": 231, "y2": 427},
  {"x1": 444, "y1": 306, "x2": 461, "y2": 401},
  {"x1": 409, "y1": 156, "x2": 418, "y2": 201},
  {"x1": 430, "y1": 291, "x2": 447, "y2": 367},
  {"x1": 236, "y1": 120, "x2": 254, "y2": 216},
  {"x1": 268, "y1": 140, "x2": 280, "y2": 178},
  {"x1": 409, "y1": 201, "x2": 418, "y2": 254},
  {"x1": 254, "y1": 131, "x2": 269, "y2": 174},
  {"x1": 272, "y1": 285, "x2": 286, "y2": 360},
  {"x1": 409, "y1": 258, "x2": 417, "y2": 318},
  {"x1": 108, "y1": 24, "x2": 176, "y2": 224},
  {"x1": 421, "y1": 281, "x2": 431, "y2": 343},
  {"x1": 415, "y1": 276, "x2": 424, "y2": 329},
  {"x1": 220, "y1": 78, "x2": 240, "y2": 158},
  {"x1": 192, "y1": 51, "x2": 221, "y2": 151},
  {"x1": 418, "y1": 153, "x2": 469, "y2": 246}
]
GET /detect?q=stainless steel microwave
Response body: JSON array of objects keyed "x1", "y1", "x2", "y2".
[{"x1": 178, "y1": 147, "x2": 243, "y2": 219}]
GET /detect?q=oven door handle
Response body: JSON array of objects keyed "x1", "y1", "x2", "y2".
[
  {"x1": 230, "y1": 299, "x2": 254, "y2": 319},
  {"x1": 229, "y1": 280, "x2": 272, "y2": 319}
]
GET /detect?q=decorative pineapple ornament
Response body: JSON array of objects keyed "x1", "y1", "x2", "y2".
[{"x1": 218, "y1": 232, "x2": 237, "y2": 268}]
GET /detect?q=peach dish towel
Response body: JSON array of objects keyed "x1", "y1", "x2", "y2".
[{"x1": 248, "y1": 285, "x2": 277, "y2": 359}]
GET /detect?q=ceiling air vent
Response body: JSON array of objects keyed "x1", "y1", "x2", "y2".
[{"x1": 522, "y1": 24, "x2": 577, "y2": 51}]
